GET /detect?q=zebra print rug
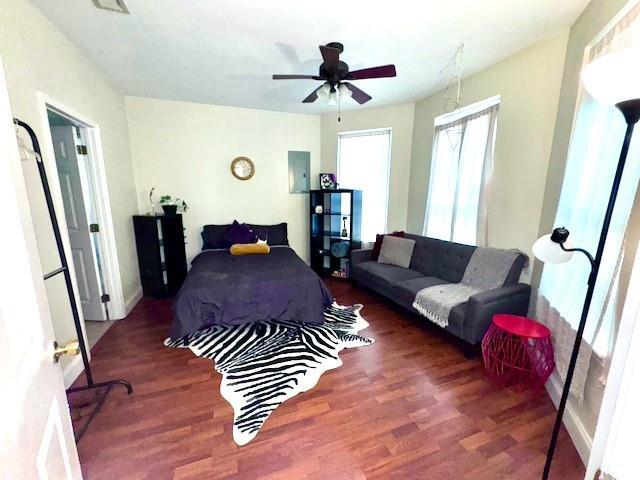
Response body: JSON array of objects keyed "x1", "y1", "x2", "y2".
[{"x1": 164, "y1": 303, "x2": 374, "y2": 445}]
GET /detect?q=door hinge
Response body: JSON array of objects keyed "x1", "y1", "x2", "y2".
[
  {"x1": 76, "y1": 145, "x2": 88, "y2": 155},
  {"x1": 89, "y1": 223, "x2": 99, "y2": 233},
  {"x1": 101, "y1": 294, "x2": 110, "y2": 303}
]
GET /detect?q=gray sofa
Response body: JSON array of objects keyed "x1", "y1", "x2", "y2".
[{"x1": 350, "y1": 233, "x2": 530, "y2": 357}]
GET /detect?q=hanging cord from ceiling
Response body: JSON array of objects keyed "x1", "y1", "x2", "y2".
[
  {"x1": 441, "y1": 43, "x2": 464, "y2": 113},
  {"x1": 439, "y1": 43, "x2": 465, "y2": 150}
]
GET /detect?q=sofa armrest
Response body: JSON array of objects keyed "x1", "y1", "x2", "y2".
[
  {"x1": 463, "y1": 283, "x2": 531, "y2": 345},
  {"x1": 351, "y1": 248, "x2": 374, "y2": 265}
]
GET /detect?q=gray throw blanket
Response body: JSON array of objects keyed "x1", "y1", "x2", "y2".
[{"x1": 412, "y1": 248, "x2": 520, "y2": 329}]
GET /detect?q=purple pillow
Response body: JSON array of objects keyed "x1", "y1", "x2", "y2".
[{"x1": 221, "y1": 221, "x2": 257, "y2": 247}]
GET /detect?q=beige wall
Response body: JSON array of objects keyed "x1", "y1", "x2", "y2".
[
  {"x1": 406, "y1": 33, "x2": 570, "y2": 281},
  {"x1": 125, "y1": 96, "x2": 321, "y2": 264},
  {"x1": 0, "y1": 0, "x2": 140, "y2": 380},
  {"x1": 320, "y1": 103, "x2": 415, "y2": 233}
]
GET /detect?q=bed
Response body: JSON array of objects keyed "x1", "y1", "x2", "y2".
[{"x1": 169, "y1": 223, "x2": 333, "y2": 338}]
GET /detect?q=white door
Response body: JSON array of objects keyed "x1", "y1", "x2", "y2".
[
  {"x1": 50, "y1": 125, "x2": 104, "y2": 321},
  {"x1": 0, "y1": 58, "x2": 82, "y2": 478}
]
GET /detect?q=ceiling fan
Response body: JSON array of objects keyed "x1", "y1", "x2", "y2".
[{"x1": 272, "y1": 42, "x2": 396, "y2": 105}]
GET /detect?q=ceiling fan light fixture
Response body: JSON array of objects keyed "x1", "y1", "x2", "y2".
[
  {"x1": 317, "y1": 83, "x2": 331, "y2": 99},
  {"x1": 273, "y1": 42, "x2": 392, "y2": 106},
  {"x1": 91, "y1": 0, "x2": 129, "y2": 14},
  {"x1": 339, "y1": 84, "x2": 352, "y2": 98}
]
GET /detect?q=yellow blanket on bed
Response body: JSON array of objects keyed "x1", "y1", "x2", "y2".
[{"x1": 230, "y1": 243, "x2": 271, "y2": 255}]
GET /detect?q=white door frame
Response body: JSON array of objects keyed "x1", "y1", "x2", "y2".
[
  {"x1": 36, "y1": 92, "x2": 126, "y2": 320},
  {"x1": 586, "y1": 236, "x2": 640, "y2": 479}
]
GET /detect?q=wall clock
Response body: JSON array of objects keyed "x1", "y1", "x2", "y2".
[{"x1": 231, "y1": 156, "x2": 255, "y2": 180}]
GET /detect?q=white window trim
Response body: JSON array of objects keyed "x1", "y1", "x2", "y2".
[
  {"x1": 337, "y1": 127, "x2": 392, "y2": 236},
  {"x1": 434, "y1": 95, "x2": 501, "y2": 127}
]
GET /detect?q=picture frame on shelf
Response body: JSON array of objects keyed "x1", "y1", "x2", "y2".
[{"x1": 319, "y1": 173, "x2": 338, "y2": 190}]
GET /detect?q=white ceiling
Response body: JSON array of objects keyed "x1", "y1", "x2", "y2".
[{"x1": 32, "y1": 0, "x2": 589, "y2": 114}]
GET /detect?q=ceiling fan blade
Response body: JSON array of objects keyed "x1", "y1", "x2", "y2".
[
  {"x1": 347, "y1": 64, "x2": 397, "y2": 80},
  {"x1": 344, "y1": 83, "x2": 372, "y2": 104},
  {"x1": 319, "y1": 45, "x2": 340, "y2": 69},
  {"x1": 302, "y1": 85, "x2": 323, "y2": 103},
  {"x1": 273, "y1": 74, "x2": 323, "y2": 80}
]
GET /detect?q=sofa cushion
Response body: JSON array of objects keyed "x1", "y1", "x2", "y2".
[
  {"x1": 432, "y1": 241, "x2": 476, "y2": 283},
  {"x1": 378, "y1": 236, "x2": 416, "y2": 268},
  {"x1": 352, "y1": 261, "x2": 423, "y2": 291},
  {"x1": 392, "y1": 276, "x2": 450, "y2": 307},
  {"x1": 405, "y1": 234, "x2": 440, "y2": 275}
]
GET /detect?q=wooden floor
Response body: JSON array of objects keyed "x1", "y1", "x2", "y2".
[{"x1": 72, "y1": 279, "x2": 585, "y2": 479}]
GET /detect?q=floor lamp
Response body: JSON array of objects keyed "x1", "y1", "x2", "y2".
[{"x1": 533, "y1": 47, "x2": 640, "y2": 480}]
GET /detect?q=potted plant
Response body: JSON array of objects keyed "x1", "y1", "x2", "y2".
[{"x1": 159, "y1": 195, "x2": 188, "y2": 216}]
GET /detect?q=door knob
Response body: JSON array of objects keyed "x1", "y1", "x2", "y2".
[{"x1": 53, "y1": 339, "x2": 80, "y2": 363}]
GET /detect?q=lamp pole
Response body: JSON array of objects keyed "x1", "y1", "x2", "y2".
[{"x1": 542, "y1": 98, "x2": 640, "y2": 479}]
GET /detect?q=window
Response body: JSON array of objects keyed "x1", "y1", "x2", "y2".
[
  {"x1": 535, "y1": 2, "x2": 640, "y2": 402},
  {"x1": 423, "y1": 97, "x2": 500, "y2": 246},
  {"x1": 537, "y1": 94, "x2": 640, "y2": 356},
  {"x1": 337, "y1": 128, "x2": 391, "y2": 243}
]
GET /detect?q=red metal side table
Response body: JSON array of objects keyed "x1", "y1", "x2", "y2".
[{"x1": 482, "y1": 314, "x2": 555, "y2": 392}]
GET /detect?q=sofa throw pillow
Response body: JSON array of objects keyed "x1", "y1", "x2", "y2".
[
  {"x1": 372, "y1": 231, "x2": 405, "y2": 259},
  {"x1": 222, "y1": 221, "x2": 257, "y2": 247},
  {"x1": 378, "y1": 235, "x2": 416, "y2": 269}
]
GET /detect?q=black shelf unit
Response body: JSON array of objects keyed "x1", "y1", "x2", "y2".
[
  {"x1": 310, "y1": 189, "x2": 362, "y2": 278},
  {"x1": 133, "y1": 214, "x2": 187, "y2": 298}
]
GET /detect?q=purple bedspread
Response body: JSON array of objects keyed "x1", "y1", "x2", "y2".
[{"x1": 170, "y1": 247, "x2": 333, "y2": 338}]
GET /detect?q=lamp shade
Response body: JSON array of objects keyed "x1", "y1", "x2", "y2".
[
  {"x1": 338, "y1": 84, "x2": 352, "y2": 98},
  {"x1": 532, "y1": 234, "x2": 575, "y2": 264},
  {"x1": 581, "y1": 47, "x2": 640, "y2": 105},
  {"x1": 317, "y1": 83, "x2": 330, "y2": 100}
]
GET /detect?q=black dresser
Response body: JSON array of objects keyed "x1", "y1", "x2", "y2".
[{"x1": 133, "y1": 215, "x2": 187, "y2": 298}]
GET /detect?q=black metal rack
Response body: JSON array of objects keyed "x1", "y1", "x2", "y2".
[
  {"x1": 309, "y1": 189, "x2": 362, "y2": 278},
  {"x1": 14, "y1": 119, "x2": 132, "y2": 442}
]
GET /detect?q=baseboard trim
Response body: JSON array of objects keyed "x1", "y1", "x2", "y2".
[
  {"x1": 62, "y1": 354, "x2": 87, "y2": 389},
  {"x1": 124, "y1": 288, "x2": 143, "y2": 316},
  {"x1": 545, "y1": 372, "x2": 592, "y2": 465}
]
